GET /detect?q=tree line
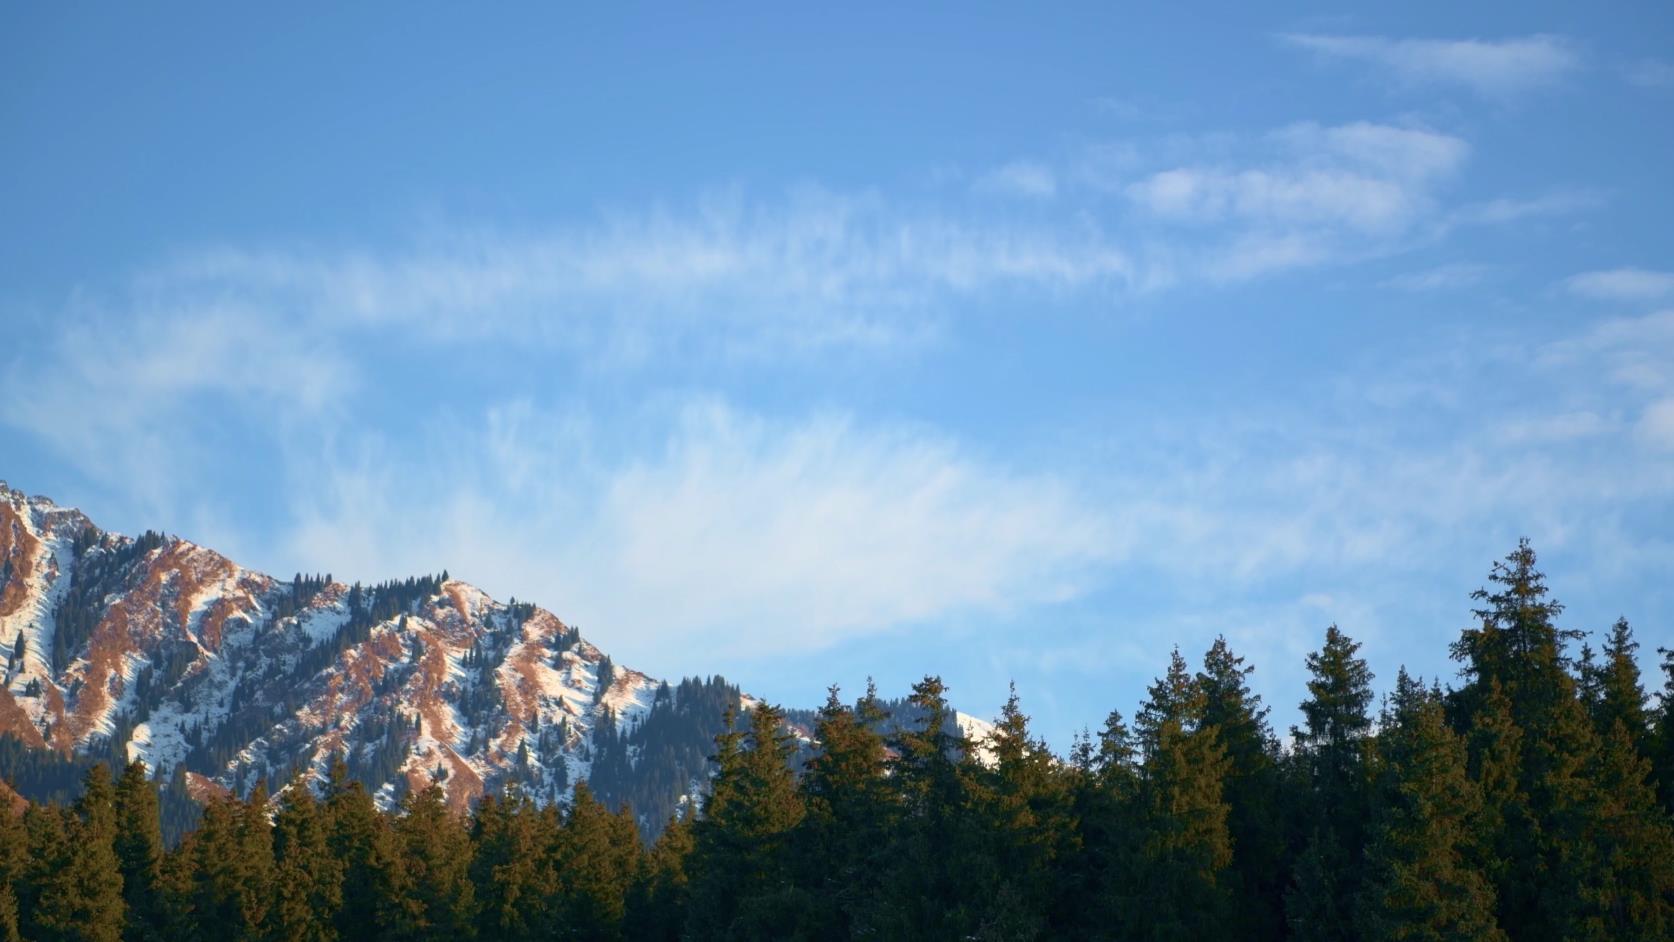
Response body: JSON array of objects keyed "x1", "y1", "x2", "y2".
[{"x1": 3, "y1": 540, "x2": 1674, "y2": 940}]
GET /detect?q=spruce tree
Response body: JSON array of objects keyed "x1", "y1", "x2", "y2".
[
  {"x1": 29, "y1": 765, "x2": 125, "y2": 942},
  {"x1": 112, "y1": 762, "x2": 165, "y2": 942},
  {"x1": 270, "y1": 772, "x2": 343, "y2": 942},
  {"x1": 1594, "y1": 619, "x2": 1649, "y2": 753},
  {"x1": 624, "y1": 812, "x2": 693, "y2": 941},
  {"x1": 18, "y1": 803, "x2": 68, "y2": 941},
  {"x1": 686, "y1": 703, "x2": 807, "y2": 939},
  {"x1": 1198, "y1": 636, "x2": 1285, "y2": 941},
  {"x1": 324, "y1": 760, "x2": 403, "y2": 942},
  {"x1": 1357, "y1": 671, "x2": 1504, "y2": 941},
  {"x1": 547, "y1": 781, "x2": 640, "y2": 940},
  {"x1": 1450, "y1": 542, "x2": 1604, "y2": 941},
  {"x1": 1130, "y1": 648, "x2": 1234, "y2": 940},
  {"x1": 391, "y1": 783, "x2": 474, "y2": 941},
  {"x1": 1287, "y1": 625, "x2": 1374, "y2": 942},
  {"x1": 1572, "y1": 719, "x2": 1674, "y2": 939},
  {"x1": 794, "y1": 682, "x2": 895, "y2": 939},
  {"x1": 1654, "y1": 647, "x2": 1674, "y2": 816},
  {"x1": 469, "y1": 789, "x2": 553, "y2": 941},
  {"x1": 879, "y1": 676, "x2": 979, "y2": 939},
  {"x1": 970, "y1": 684, "x2": 1075, "y2": 938},
  {"x1": 0, "y1": 787, "x2": 26, "y2": 942}
]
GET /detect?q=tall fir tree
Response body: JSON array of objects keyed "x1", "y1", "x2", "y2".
[
  {"x1": 28, "y1": 765, "x2": 126, "y2": 942},
  {"x1": 879, "y1": 676, "x2": 980, "y2": 939},
  {"x1": 1450, "y1": 541, "x2": 1605, "y2": 942},
  {"x1": 468, "y1": 789, "x2": 552, "y2": 942},
  {"x1": 968, "y1": 684, "x2": 1076, "y2": 938},
  {"x1": 1593, "y1": 618, "x2": 1649, "y2": 753},
  {"x1": 111, "y1": 762, "x2": 164, "y2": 942},
  {"x1": 1357, "y1": 671, "x2": 1505, "y2": 942},
  {"x1": 1287, "y1": 625, "x2": 1374, "y2": 942},
  {"x1": 1198, "y1": 636, "x2": 1285, "y2": 941},
  {"x1": 324, "y1": 759, "x2": 404, "y2": 942},
  {"x1": 1654, "y1": 646, "x2": 1674, "y2": 817},
  {"x1": 547, "y1": 781, "x2": 641, "y2": 940},
  {"x1": 1129, "y1": 647, "x2": 1234, "y2": 940},
  {"x1": 793, "y1": 682, "x2": 895, "y2": 939},
  {"x1": 270, "y1": 772, "x2": 343, "y2": 942},
  {"x1": 390, "y1": 783, "x2": 474, "y2": 941},
  {"x1": 0, "y1": 792, "x2": 21, "y2": 942},
  {"x1": 686, "y1": 703, "x2": 807, "y2": 940}
]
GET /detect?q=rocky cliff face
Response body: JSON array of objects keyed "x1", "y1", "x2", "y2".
[{"x1": 0, "y1": 481, "x2": 732, "y2": 826}]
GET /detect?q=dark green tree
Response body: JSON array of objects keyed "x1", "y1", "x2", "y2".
[
  {"x1": 686, "y1": 703, "x2": 808, "y2": 939},
  {"x1": 793, "y1": 682, "x2": 895, "y2": 938},
  {"x1": 1287, "y1": 625, "x2": 1374, "y2": 942},
  {"x1": 1357, "y1": 671, "x2": 1505, "y2": 941},
  {"x1": 270, "y1": 772, "x2": 343, "y2": 942},
  {"x1": 1130, "y1": 647, "x2": 1234, "y2": 940},
  {"x1": 1198, "y1": 635, "x2": 1285, "y2": 941},
  {"x1": 390, "y1": 783, "x2": 474, "y2": 941},
  {"x1": 112, "y1": 762, "x2": 164, "y2": 942}
]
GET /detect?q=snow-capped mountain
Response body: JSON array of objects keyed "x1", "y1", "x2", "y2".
[
  {"x1": 0, "y1": 481, "x2": 997, "y2": 829},
  {"x1": 0, "y1": 481, "x2": 736, "y2": 824}
]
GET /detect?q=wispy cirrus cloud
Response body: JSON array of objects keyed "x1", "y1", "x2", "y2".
[
  {"x1": 1281, "y1": 33, "x2": 1581, "y2": 98},
  {"x1": 1564, "y1": 267, "x2": 1674, "y2": 302},
  {"x1": 279, "y1": 399, "x2": 1119, "y2": 663},
  {"x1": 146, "y1": 188, "x2": 1133, "y2": 360},
  {"x1": 974, "y1": 161, "x2": 1058, "y2": 199}
]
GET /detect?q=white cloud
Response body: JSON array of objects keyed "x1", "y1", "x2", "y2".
[
  {"x1": 153, "y1": 190, "x2": 1133, "y2": 357},
  {"x1": 0, "y1": 305, "x2": 352, "y2": 517},
  {"x1": 1125, "y1": 122, "x2": 1466, "y2": 235},
  {"x1": 1381, "y1": 263, "x2": 1491, "y2": 291},
  {"x1": 1623, "y1": 59, "x2": 1674, "y2": 90},
  {"x1": 1565, "y1": 268, "x2": 1674, "y2": 301},
  {"x1": 1637, "y1": 399, "x2": 1674, "y2": 451},
  {"x1": 278, "y1": 401, "x2": 1118, "y2": 663},
  {"x1": 1281, "y1": 33, "x2": 1581, "y2": 98},
  {"x1": 974, "y1": 161, "x2": 1058, "y2": 198},
  {"x1": 1495, "y1": 411, "x2": 1612, "y2": 444},
  {"x1": 1540, "y1": 309, "x2": 1674, "y2": 391}
]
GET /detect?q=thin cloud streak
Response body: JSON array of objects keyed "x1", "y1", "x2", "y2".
[{"x1": 1281, "y1": 33, "x2": 1581, "y2": 97}]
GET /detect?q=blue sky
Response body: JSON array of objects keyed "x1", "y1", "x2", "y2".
[{"x1": 4, "y1": 4, "x2": 1673, "y2": 746}]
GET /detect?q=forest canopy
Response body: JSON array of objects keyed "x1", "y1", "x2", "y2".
[{"x1": 2, "y1": 540, "x2": 1672, "y2": 941}]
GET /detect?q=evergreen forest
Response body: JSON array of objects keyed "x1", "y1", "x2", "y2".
[{"x1": 3, "y1": 540, "x2": 1674, "y2": 941}]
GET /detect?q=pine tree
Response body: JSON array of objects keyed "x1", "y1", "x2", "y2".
[
  {"x1": 112, "y1": 762, "x2": 165, "y2": 942},
  {"x1": 1130, "y1": 647, "x2": 1234, "y2": 940},
  {"x1": 793, "y1": 682, "x2": 895, "y2": 939},
  {"x1": 18, "y1": 802, "x2": 68, "y2": 941},
  {"x1": 390, "y1": 783, "x2": 474, "y2": 941},
  {"x1": 324, "y1": 760, "x2": 403, "y2": 942},
  {"x1": 187, "y1": 794, "x2": 267, "y2": 942},
  {"x1": 624, "y1": 812, "x2": 693, "y2": 941},
  {"x1": 686, "y1": 703, "x2": 808, "y2": 939},
  {"x1": 968, "y1": 684, "x2": 1075, "y2": 938},
  {"x1": 1198, "y1": 636, "x2": 1285, "y2": 941},
  {"x1": 469, "y1": 789, "x2": 552, "y2": 942},
  {"x1": 0, "y1": 787, "x2": 26, "y2": 942},
  {"x1": 879, "y1": 676, "x2": 980, "y2": 939},
  {"x1": 27, "y1": 765, "x2": 125, "y2": 942},
  {"x1": 1654, "y1": 647, "x2": 1674, "y2": 816},
  {"x1": 1593, "y1": 619, "x2": 1649, "y2": 753},
  {"x1": 548, "y1": 781, "x2": 640, "y2": 940},
  {"x1": 1357, "y1": 671, "x2": 1505, "y2": 941},
  {"x1": 1450, "y1": 542, "x2": 1604, "y2": 942},
  {"x1": 270, "y1": 772, "x2": 343, "y2": 942},
  {"x1": 1063, "y1": 709, "x2": 1142, "y2": 939},
  {"x1": 1287, "y1": 625, "x2": 1374, "y2": 942},
  {"x1": 1570, "y1": 719, "x2": 1674, "y2": 939}
]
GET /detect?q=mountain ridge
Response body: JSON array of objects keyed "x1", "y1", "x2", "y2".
[{"x1": 0, "y1": 481, "x2": 993, "y2": 832}]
